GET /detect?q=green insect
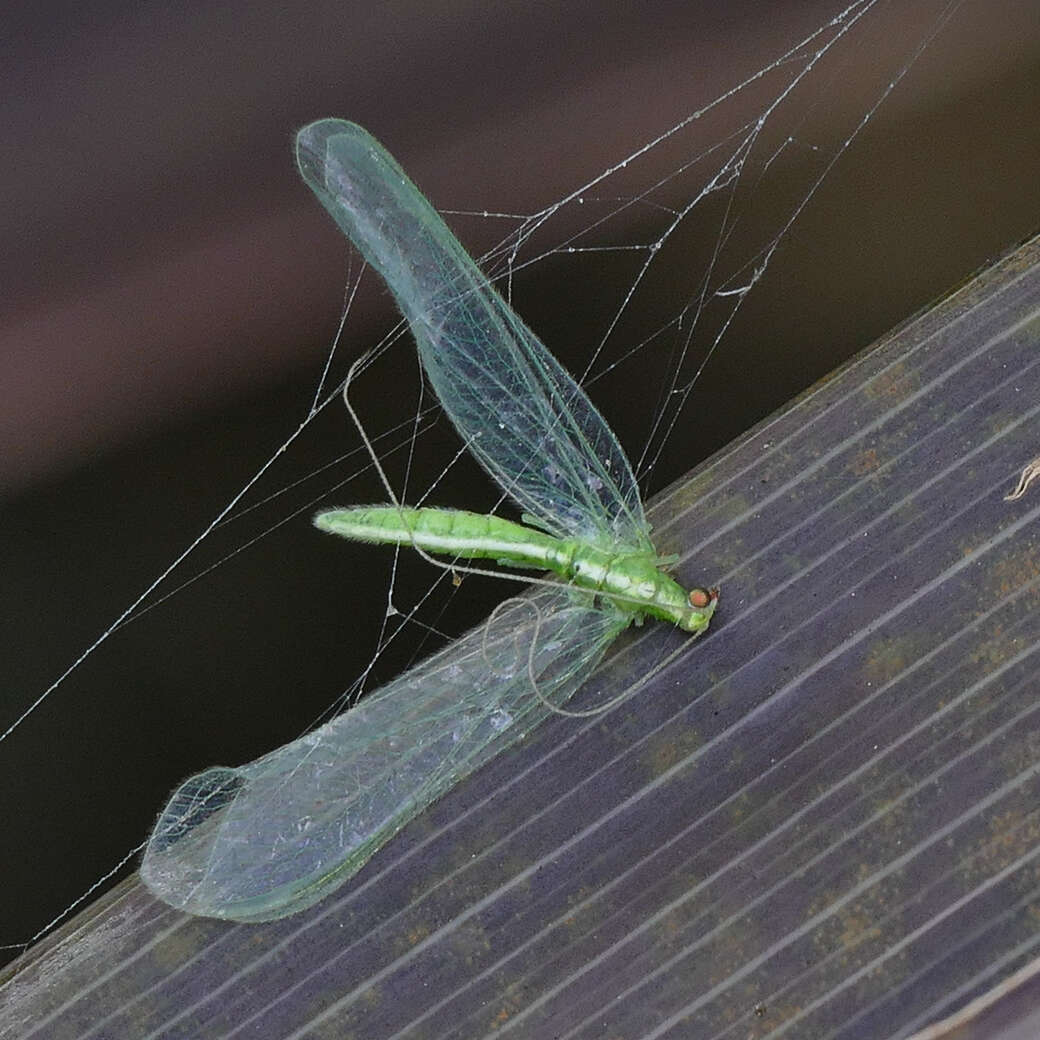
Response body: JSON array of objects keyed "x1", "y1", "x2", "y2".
[{"x1": 140, "y1": 120, "x2": 717, "y2": 922}]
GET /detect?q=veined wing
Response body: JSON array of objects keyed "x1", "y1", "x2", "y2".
[
  {"x1": 296, "y1": 119, "x2": 651, "y2": 552},
  {"x1": 141, "y1": 588, "x2": 627, "y2": 922}
]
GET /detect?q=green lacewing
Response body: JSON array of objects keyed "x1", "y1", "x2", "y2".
[{"x1": 140, "y1": 121, "x2": 716, "y2": 921}]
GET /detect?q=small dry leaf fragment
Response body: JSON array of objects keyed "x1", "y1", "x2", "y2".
[{"x1": 1004, "y1": 456, "x2": 1040, "y2": 501}]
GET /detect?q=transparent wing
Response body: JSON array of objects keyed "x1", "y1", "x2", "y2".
[
  {"x1": 296, "y1": 119, "x2": 651, "y2": 551},
  {"x1": 141, "y1": 589, "x2": 627, "y2": 922}
]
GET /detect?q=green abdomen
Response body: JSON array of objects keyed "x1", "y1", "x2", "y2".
[{"x1": 315, "y1": 506, "x2": 571, "y2": 571}]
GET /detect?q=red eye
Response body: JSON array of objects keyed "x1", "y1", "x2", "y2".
[{"x1": 688, "y1": 587, "x2": 714, "y2": 609}]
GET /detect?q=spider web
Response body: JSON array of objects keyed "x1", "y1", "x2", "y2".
[{"x1": 4, "y1": 0, "x2": 1032, "y2": 966}]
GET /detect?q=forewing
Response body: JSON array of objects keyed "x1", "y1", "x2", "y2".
[
  {"x1": 141, "y1": 588, "x2": 627, "y2": 921},
  {"x1": 296, "y1": 119, "x2": 651, "y2": 550}
]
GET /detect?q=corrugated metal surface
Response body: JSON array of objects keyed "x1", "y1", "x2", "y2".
[{"x1": 4, "y1": 234, "x2": 1039, "y2": 1039}]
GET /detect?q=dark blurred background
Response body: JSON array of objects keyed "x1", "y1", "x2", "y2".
[{"x1": 2, "y1": 0, "x2": 1039, "y2": 957}]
